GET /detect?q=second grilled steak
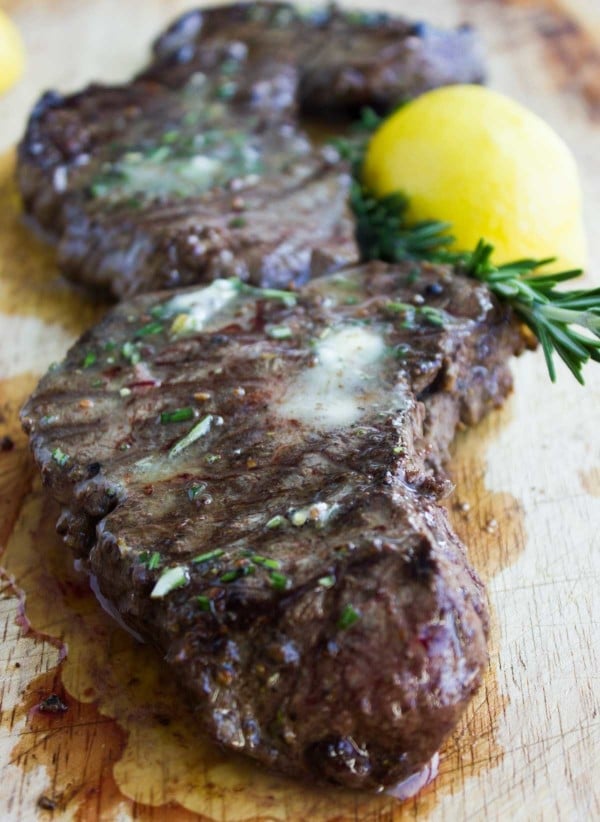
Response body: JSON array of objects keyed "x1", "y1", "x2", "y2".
[
  {"x1": 21, "y1": 261, "x2": 525, "y2": 790},
  {"x1": 17, "y1": 2, "x2": 485, "y2": 299}
]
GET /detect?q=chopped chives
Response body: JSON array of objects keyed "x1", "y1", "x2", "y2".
[
  {"x1": 192, "y1": 548, "x2": 224, "y2": 565},
  {"x1": 135, "y1": 321, "x2": 164, "y2": 338},
  {"x1": 318, "y1": 575, "x2": 335, "y2": 589},
  {"x1": 168, "y1": 414, "x2": 214, "y2": 459},
  {"x1": 161, "y1": 130, "x2": 179, "y2": 144},
  {"x1": 150, "y1": 565, "x2": 189, "y2": 598},
  {"x1": 338, "y1": 604, "x2": 360, "y2": 630},
  {"x1": 266, "y1": 515, "x2": 286, "y2": 529},
  {"x1": 197, "y1": 595, "x2": 212, "y2": 612},
  {"x1": 148, "y1": 552, "x2": 162, "y2": 571},
  {"x1": 219, "y1": 564, "x2": 256, "y2": 583},
  {"x1": 217, "y1": 81, "x2": 237, "y2": 100},
  {"x1": 161, "y1": 406, "x2": 195, "y2": 425},
  {"x1": 51, "y1": 447, "x2": 69, "y2": 467},
  {"x1": 266, "y1": 325, "x2": 292, "y2": 340},
  {"x1": 269, "y1": 571, "x2": 290, "y2": 591},
  {"x1": 82, "y1": 352, "x2": 97, "y2": 369},
  {"x1": 234, "y1": 280, "x2": 297, "y2": 308},
  {"x1": 420, "y1": 306, "x2": 446, "y2": 327},
  {"x1": 250, "y1": 555, "x2": 281, "y2": 570},
  {"x1": 187, "y1": 482, "x2": 207, "y2": 501},
  {"x1": 121, "y1": 341, "x2": 142, "y2": 365},
  {"x1": 150, "y1": 304, "x2": 167, "y2": 319},
  {"x1": 386, "y1": 301, "x2": 415, "y2": 316},
  {"x1": 220, "y1": 569, "x2": 242, "y2": 583}
]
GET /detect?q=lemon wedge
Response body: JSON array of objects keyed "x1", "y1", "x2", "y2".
[
  {"x1": 0, "y1": 10, "x2": 25, "y2": 95},
  {"x1": 363, "y1": 84, "x2": 586, "y2": 271}
]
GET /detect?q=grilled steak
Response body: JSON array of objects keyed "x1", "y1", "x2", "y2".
[
  {"x1": 21, "y1": 262, "x2": 525, "y2": 790},
  {"x1": 17, "y1": 2, "x2": 485, "y2": 299}
]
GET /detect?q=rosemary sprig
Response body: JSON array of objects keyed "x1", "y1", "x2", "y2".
[
  {"x1": 350, "y1": 184, "x2": 455, "y2": 264},
  {"x1": 349, "y1": 179, "x2": 600, "y2": 384},
  {"x1": 463, "y1": 241, "x2": 600, "y2": 384},
  {"x1": 338, "y1": 109, "x2": 600, "y2": 383}
]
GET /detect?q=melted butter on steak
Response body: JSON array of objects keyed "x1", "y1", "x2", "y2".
[{"x1": 278, "y1": 325, "x2": 389, "y2": 430}]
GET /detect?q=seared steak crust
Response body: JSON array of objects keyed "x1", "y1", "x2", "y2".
[
  {"x1": 17, "y1": 2, "x2": 484, "y2": 299},
  {"x1": 21, "y1": 262, "x2": 524, "y2": 790}
]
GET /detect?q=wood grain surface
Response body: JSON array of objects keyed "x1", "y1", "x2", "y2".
[{"x1": 0, "y1": 1, "x2": 599, "y2": 820}]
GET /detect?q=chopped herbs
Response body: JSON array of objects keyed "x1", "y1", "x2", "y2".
[
  {"x1": 219, "y1": 562, "x2": 257, "y2": 583},
  {"x1": 318, "y1": 575, "x2": 336, "y2": 589},
  {"x1": 220, "y1": 568, "x2": 243, "y2": 583},
  {"x1": 187, "y1": 482, "x2": 207, "y2": 501},
  {"x1": 51, "y1": 447, "x2": 69, "y2": 467},
  {"x1": 228, "y1": 216, "x2": 247, "y2": 229},
  {"x1": 82, "y1": 352, "x2": 97, "y2": 369},
  {"x1": 266, "y1": 325, "x2": 293, "y2": 340},
  {"x1": 338, "y1": 604, "x2": 361, "y2": 630},
  {"x1": 220, "y1": 58, "x2": 241, "y2": 76},
  {"x1": 197, "y1": 595, "x2": 212, "y2": 612},
  {"x1": 250, "y1": 555, "x2": 281, "y2": 570},
  {"x1": 192, "y1": 548, "x2": 224, "y2": 565},
  {"x1": 160, "y1": 406, "x2": 195, "y2": 424},
  {"x1": 150, "y1": 304, "x2": 167, "y2": 320},
  {"x1": 148, "y1": 552, "x2": 162, "y2": 570},
  {"x1": 135, "y1": 321, "x2": 164, "y2": 338},
  {"x1": 420, "y1": 305, "x2": 446, "y2": 327},
  {"x1": 269, "y1": 571, "x2": 290, "y2": 591},
  {"x1": 168, "y1": 414, "x2": 215, "y2": 458},
  {"x1": 265, "y1": 514, "x2": 286, "y2": 529},
  {"x1": 150, "y1": 565, "x2": 189, "y2": 598},
  {"x1": 121, "y1": 341, "x2": 142, "y2": 365},
  {"x1": 234, "y1": 279, "x2": 297, "y2": 308},
  {"x1": 217, "y1": 81, "x2": 237, "y2": 100},
  {"x1": 205, "y1": 453, "x2": 222, "y2": 464},
  {"x1": 385, "y1": 301, "x2": 446, "y2": 328},
  {"x1": 386, "y1": 300, "x2": 415, "y2": 316},
  {"x1": 140, "y1": 551, "x2": 162, "y2": 570},
  {"x1": 161, "y1": 129, "x2": 179, "y2": 144}
]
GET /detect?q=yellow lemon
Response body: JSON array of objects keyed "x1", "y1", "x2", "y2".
[
  {"x1": 0, "y1": 10, "x2": 25, "y2": 95},
  {"x1": 363, "y1": 84, "x2": 586, "y2": 270}
]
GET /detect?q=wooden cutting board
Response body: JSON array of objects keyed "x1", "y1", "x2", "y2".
[{"x1": 0, "y1": 1, "x2": 599, "y2": 819}]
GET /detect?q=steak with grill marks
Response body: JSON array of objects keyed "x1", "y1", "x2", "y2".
[
  {"x1": 21, "y1": 261, "x2": 526, "y2": 790},
  {"x1": 17, "y1": 2, "x2": 485, "y2": 299}
]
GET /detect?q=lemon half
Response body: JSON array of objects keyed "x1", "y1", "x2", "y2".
[
  {"x1": 363, "y1": 84, "x2": 586, "y2": 271},
  {"x1": 0, "y1": 10, "x2": 25, "y2": 95}
]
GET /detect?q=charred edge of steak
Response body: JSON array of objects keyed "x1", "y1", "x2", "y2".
[
  {"x1": 16, "y1": 2, "x2": 485, "y2": 298},
  {"x1": 21, "y1": 261, "x2": 526, "y2": 790}
]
